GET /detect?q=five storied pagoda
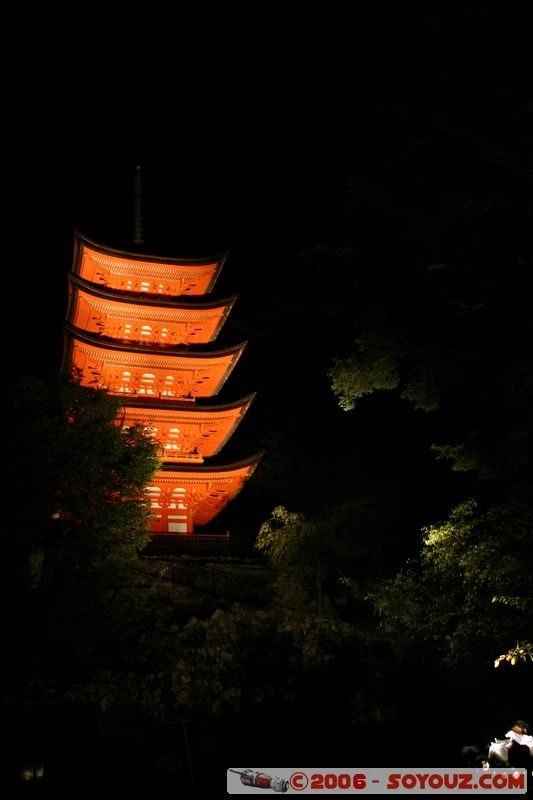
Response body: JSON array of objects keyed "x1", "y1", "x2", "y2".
[{"x1": 62, "y1": 166, "x2": 263, "y2": 536}]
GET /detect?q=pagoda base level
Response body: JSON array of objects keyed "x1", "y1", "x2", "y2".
[{"x1": 142, "y1": 533, "x2": 257, "y2": 559}]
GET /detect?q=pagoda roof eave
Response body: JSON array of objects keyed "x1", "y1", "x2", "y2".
[
  {"x1": 149, "y1": 452, "x2": 265, "y2": 527},
  {"x1": 67, "y1": 273, "x2": 239, "y2": 312},
  {"x1": 73, "y1": 229, "x2": 230, "y2": 269},
  {"x1": 122, "y1": 393, "x2": 257, "y2": 413},
  {"x1": 121, "y1": 395, "x2": 257, "y2": 459},
  {"x1": 63, "y1": 322, "x2": 247, "y2": 360},
  {"x1": 157, "y1": 451, "x2": 265, "y2": 475}
]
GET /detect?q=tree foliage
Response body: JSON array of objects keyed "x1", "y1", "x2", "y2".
[
  {"x1": 493, "y1": 641, "x2": 533, "y2": 669},
  {"x1": 363, "y1": 499, "x2": 533, "y2": 672},
  {"x1": 6, "y1": 368, "x2": 159, "y2": 577},
  {"x1": 255, "y1": 506, "x2": 330, "y2": 613},
  {"x1": 3, "y1": 369, "x2": 161, "y2": 694},
  {"x1": 66, "y1": 602, "x2": 359, "y2": 723},
  {"x1": 256, "y1": 500, "x2": 395, "y2": 615},
  {"x1": 312, "y1": 57, "x2": 533, "y2": 669}
]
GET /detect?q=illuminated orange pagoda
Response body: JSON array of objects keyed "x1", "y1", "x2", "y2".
[{"x1": 62, "y1": 220, "x2": 263, "y2": 539}]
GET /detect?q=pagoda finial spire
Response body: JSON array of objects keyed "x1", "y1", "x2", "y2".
[{"x1": 133, "y1": 164, "x2": 144, "y2": 246}]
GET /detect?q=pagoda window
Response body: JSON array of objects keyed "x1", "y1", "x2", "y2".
[
  {"x1": 139, "y1": 373, "x2": 156, "y2": 395},
  {"x1": 160, "y1": 327, "x2": 169, "y2": 342},
  {"x1": 165, "y1": 427, "x2": 181, "y2": 451},
  {"x1": 169, "y1": 487, "x2": 186, "y2": 509},
  {"x1": 119, "y1": 371, "x2": 133, "y2": 393},
  {"x1": 161, "y1": 375, "x2": 175, "y2": 396},
  {"x1": 123, "y1": 323, "x2": 132, "y2": 340},
  {"x1": 167, "y1": 516, "x2": 188, "y2": 533},
  {"x1": 167, "y1": 487, "x2": 188, "y2": 533},
  {"x1": 140, "y1": 281, "x2": 150, "y2": 293},
  {"x1": 140, "y1": 324, "x2": 152, "y2": 341}
]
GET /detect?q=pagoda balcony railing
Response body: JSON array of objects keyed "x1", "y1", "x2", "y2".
[
  {"x1": 108, "y1": 390, "x2": 196, "y2": 402},
  {"x1": 159, "y1": 452, "x2": 204, "y2": 463}
]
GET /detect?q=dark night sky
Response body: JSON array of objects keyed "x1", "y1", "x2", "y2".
[
  {"x1": 5, "y1": 5, "x2": 402, "y2": 383},
  {"x1": 6, "y1": 5, "x2": 382, "y2": 359},
  {"x1": 5, "y1": 2, "x2": 532, "y2": 533},
  {"x1": 6, "y1": 3, "x2": 528, "y2": 324}
]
